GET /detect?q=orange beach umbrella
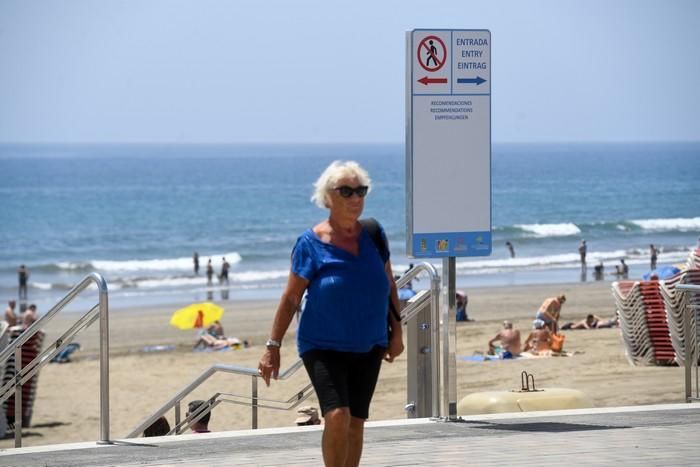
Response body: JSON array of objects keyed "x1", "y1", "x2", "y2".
[{"x1": 170, "y1": 302, "x2": 224, "y2": 330}]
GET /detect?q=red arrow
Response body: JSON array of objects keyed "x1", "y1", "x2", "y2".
[{"x1": 418, "y1": 76, "x2": 448, "y2": 85}]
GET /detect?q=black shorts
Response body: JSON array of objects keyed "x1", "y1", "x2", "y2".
[{"x1": 302, "y1": 346, "x2": 385, "y2": 420}]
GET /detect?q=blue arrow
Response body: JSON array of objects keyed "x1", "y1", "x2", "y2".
[{"x1": 457, "y1": 76, "x2": 486, "y2": 85}]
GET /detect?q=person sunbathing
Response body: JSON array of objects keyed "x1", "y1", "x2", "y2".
[
  {"x1": 207, "y1": 320, "x2": 224, "y2": 338},
  {"x1": 523, "y1": 319, "x2": 552, "y2": 354},
  {"x1": 196, "y1": 334, "x2": 246, "y2": 350},
  {"x1": 487, "y1": 320, "x2": 521, "y2": 358},
  {"x1": 194, "y1": 322, "x2": 248, "y2": 350},
  {"x1": 561, "y1": 314, "x2": 619, "y2": 330}
]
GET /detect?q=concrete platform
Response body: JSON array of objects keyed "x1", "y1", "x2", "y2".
[{"x1": 2, "y1": 404, "x2": 700, "y2": 466}]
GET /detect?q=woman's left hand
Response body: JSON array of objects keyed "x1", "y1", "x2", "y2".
[{"x1": 384, "y1": 331, "x2": 404, "y2": 362}]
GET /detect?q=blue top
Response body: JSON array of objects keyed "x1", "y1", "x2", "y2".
[{"x1": 292, "y1": 226, "x2": 390, "y2": 355}]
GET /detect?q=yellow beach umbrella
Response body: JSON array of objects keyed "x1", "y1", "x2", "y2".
[{"x1": 170, "y1": 302, "x2": 224, "y2": 330}]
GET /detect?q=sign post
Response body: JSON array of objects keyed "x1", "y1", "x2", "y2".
[{"x1": 406, "y1": 29, "x2": 491, "y2": 419}]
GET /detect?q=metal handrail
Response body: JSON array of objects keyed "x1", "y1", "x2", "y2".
[
  {"x1": 0, "y1": 272, "x2": 109, "y2": 447},
  {"x1": 162, "y1": 290, "x2": 434, "y2": 435},
  {"x1": 168, "y1": 383, "x2": 315, "y2": 435},
  {"x1": 401, "y1": 289, "x2": 431, "y2": 323},
  {"x1": 397, "y1": 262, "x2": 441, "y2": 417},
  {"x1": 677, "y1": 284, "x2": 700, "y2": 402},
  {"x1": 127, "y1": 261, "x2": 442, "y2": 437},
  {"x1": 125, "y1": 359, "x2": 305, "y2": 438},
  {"x1": 0, "y1": 305, "x2": 100, "y2": 400}
]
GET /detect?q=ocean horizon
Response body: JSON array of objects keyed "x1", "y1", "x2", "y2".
[{"x1": 1, "y1": 141, "x2": 699, "y2": 312}]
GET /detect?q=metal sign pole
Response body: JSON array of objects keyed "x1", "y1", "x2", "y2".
[{"x1": 441, "y1": 258, "x2": 458, "y2": 419}]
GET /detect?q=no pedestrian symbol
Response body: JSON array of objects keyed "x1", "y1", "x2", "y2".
[{"x1": 418, "y1": 35, "x2": 446, "y2": 72}]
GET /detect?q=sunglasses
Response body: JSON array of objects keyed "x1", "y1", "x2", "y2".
[{"x1": 334, "y1": 185, "x2": 368, "y2": 198}]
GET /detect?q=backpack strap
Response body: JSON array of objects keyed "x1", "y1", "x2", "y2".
[
  {"x1": 360, "y1": 217, "x2": 388, "y2": 261},
  {"x1": 360, "y1": 218, "x2": 401, "y2": 323}
]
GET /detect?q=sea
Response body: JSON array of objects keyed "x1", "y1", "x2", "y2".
[{"x1": 1, "y1": 142, "x2": 699, "y2": 313}]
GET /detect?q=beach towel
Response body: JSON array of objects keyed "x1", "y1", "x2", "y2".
[
  {"x1": 520, "y1": 350, "x2": 578, "y2": 358},
  {"x1": 459, "y1": 354, "x2": 503, "y2": 362},
  {"x1": 50, "y1": 342, "x2": 81, "y2": 363},
  {"x1": 141, "y1": 344, "x2": 176, "y2": 353},
  {"x1": 193, "y1": 346, "x2": 232, "y2": 353},
  {"x1": 459, "y1": 350, "x2": 578, "y2": 362}
]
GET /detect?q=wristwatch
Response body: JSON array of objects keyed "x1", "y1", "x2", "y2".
[{"x1": 265, "y1": 339, "x2": 281, "y2": 349}]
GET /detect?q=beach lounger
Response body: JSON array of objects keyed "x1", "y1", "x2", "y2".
[
  {"x1": 2, "y1": 327, "x2": 45, "y2": 429},
  {"x1": 613, "y1": 281, "x2": 656, "y2": 365},
  {"x1": 660, "y1": 266, "x2": 700, "y2": 366},
  {"x1": 613, "y1": 248, "x2": 700, "y2": 367},
  {"x1": 0, "y1": 322, "x2": 8, "y2": 438}
]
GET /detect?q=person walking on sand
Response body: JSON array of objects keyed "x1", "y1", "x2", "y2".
[
  {"x1": 505, "y1": 241, "x2": 515, "y2": 258},
  {"x1": 17, "y1": 264, "x2": 29, "y2": 300},
  {"x1": 650, "y1": 244, "x2": 658, "y2": 270},
  {"x1": 193, "y1": 252, "x2": 200, "y2": 275},
  {"x1": 258, "y1": 160, "x2": 403, "y2": 467},
  {"x1": 578, "y1": 240, "x2": 587, "y2": 269}
]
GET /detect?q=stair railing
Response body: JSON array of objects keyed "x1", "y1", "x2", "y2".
[
  {"x1": 127, "y1": 261, "x2": 442, "y2": 437},
  {"x1": 678, "y1": 284, "x2": 700, "y2": 402},
  {"x1": 0, "y1": 272, "x2": 109, "y2": 447},
  {"x1": 125, "y1": 359, "x2": 306, "y2": 437}
]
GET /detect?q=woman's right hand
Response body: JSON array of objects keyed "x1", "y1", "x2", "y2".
[
  {"x1": 258, "y1": 273, "x2": 307, "y2": 386},
  {"x1": 258, "y1": 348, "x2": 280, "y2": 387}
]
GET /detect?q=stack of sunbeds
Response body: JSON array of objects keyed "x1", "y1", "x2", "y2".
[
  {"x1": 612, "y1": 280, "x2": 660, "y2": 365},
  {"x1": 640, "y1": 280, "x2": 676, "y2": 363},
  {"x1": 613, "y1": 248, "x2": 700, "y2": 366},
  {"x1": 658, "y1": 250, "x2": 700, "y2": 366},
  {"x1": 0, "y1": 322, "x2": 8, "y2": 438},
  {"x1": 1, "y1": 328, "x2": 45, "y2": 429}
]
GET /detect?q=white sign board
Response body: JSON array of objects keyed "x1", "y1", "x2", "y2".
[{"x1": 406, "y1": 29, "x2": 491, "y2": 258}]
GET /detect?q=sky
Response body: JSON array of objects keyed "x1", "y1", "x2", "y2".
[{"x1": 0, "y1": 0, "x2": 698, "y2": 144}]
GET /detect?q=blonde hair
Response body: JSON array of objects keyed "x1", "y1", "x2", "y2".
[{"x1": 311, "y1": 160, "x2": 372, "y2": 208}]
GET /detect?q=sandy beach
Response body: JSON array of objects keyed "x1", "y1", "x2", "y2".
[{"x1": 1, "y1": 280, "x2": 686, "y2": 449}]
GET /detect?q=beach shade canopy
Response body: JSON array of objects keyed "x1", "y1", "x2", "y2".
[
  {"x1": 642, "y1": 266, "x2": 681, "y2": 281},
  {"x1": 170, "y1": 302, "x2": 223, "y2": 330}
]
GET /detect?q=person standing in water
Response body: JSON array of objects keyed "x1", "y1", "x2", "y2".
[{"x1": 505, "y1": 241, "x2": 515, "y2": 258}]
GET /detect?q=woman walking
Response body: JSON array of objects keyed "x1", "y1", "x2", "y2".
[{"x1": 258, "y1": 160, "x2": 403, "y2": 466}]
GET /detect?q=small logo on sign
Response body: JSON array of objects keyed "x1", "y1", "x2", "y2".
[
  {"x1": 436, "y1": 239, "x2": 449, "y2": 252},
  {"x1": 454, "y1": 237, "x2": 467, "y2": 252},
  {"x1": 474, "y1": 235, "x2": 489, "y2": 250}
]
